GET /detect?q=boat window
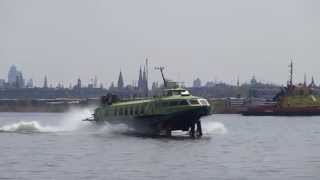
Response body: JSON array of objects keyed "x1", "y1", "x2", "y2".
[
  {"x1": 180, "y1": 100, "x2": 189, "y2": 106},
  {"x1": 135, "y1": 106, "x2": 139, "y2": 115},
  {"x1": 140, "y1": 105, "x2": 145, "y2": 114},
  {"x1": 114, "y1": 108, "x2": 117, "y2": 116},
  {"x1": 124, "y1": 107, "x2": 128, "y2": 116},
  {"x1": 189, "y1": 99, "x2": 199, "y2": 105},
  {"x1": 155, "y1": 102, "x2": 161, "y2": 108},
  {"x1": 169, "y1": 101, "x2": 179, "y2": 106},
  {"x1": 161, "y1": 102, "x2": 169, "y2": 107},
  {"x1": 166, "y1": 91, "x2": 173, "y2": 96},
  {"x1": 130, "y1": 106, "x2": 134, "y2": 116},
  {"x1": 119, "y1": 108, "x2": 123, "y2": 116}
]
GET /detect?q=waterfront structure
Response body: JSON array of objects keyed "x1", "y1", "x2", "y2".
[
  {"x1": 7, "y1": 65, "x2": 25, "y2": 88},
  {"x1": 0, "y1": 79, "x2": 5, "y2": 88},
  {"x1": 309, "y1": 76, "x2": 316, "y2": 88},
  {"x1": 193, "y1": 78, "x2": 202, "y2": 88},
  {"x1": 26, "y1": 79, "x2": 34, "y2": 88},
  {"x1": 43, "y1": 76, "x2": 48, "y2": 88},
  {"x1": 15, "y1": 72, "x2": 25, "y2": 88},
  {"x1": 250, "y1": 76, "x2": 258, "y2": 85},
  {"x1": 142, "y1": 67, "x2": 147, "y2": 90},
  {"x1": 242, "y1": 62, "x2": 320, "y2": 116},
  {"x1": 76, "y1": 78, "x2": 82, "y2": 89},
  {"x1": 138, "y1": 67, "x2": 143, "y2": 90},
  {"x1": 8, "y1": 65, "x2": 18, "y2": 85},
  {"x1": 205, "y1": 81, "x2": 215, "y2": 87},
  {"x1": 117, "y1": 71, "x2": 124, "y2": 89},
  {"x1": 136, "y1": 66, "x2": 149, "y2": 96}
]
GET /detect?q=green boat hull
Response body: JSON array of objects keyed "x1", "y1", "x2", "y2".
[{"x1": 96, "y1": 106, "x2": 210, "y2": 136}]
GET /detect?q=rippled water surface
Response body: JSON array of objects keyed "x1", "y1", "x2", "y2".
[{"x1": 0, "y1": 110, "x2": 320, "y2": 180}]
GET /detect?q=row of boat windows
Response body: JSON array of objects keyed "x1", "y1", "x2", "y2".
[
  {"x1": 113, "y1": 105, "x2": 146, "y2": 116},
  {"x1": 112, "y1": 100, "x2": 197, "y2": 116},
  {"x1": 157, "y1": 100, "x2": 190, "y2": 107}
]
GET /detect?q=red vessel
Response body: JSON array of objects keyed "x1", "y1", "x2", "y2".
[{"x1": 242, "y1": 62, "x2": 320, "y2": 116}]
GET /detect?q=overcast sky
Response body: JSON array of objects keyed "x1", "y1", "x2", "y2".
[{"x1": 1, "y1": 0, "x2": 319, "y2": 87}]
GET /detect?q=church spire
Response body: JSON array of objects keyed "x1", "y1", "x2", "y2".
[
  {"x1": 143, "y1": 67, "x2": 146, "y2": 86},
  {"x1": 138, "y1": 67, "x2": 143, "y2": 89},
  {"x1": 44, "y1": 75, "x2": 48, "y2": 88},
  {"x1": 117, "y1": 70, "x2": 124, "y2": 89},
  {"x1": 310, "y1": 76, "x2": 316, "y2": 88},
  {"x1": 304, "y1": 73, "x2": 307, "y2": 87},
  {"x1": 143, "y1": 66, "x2": 148, "y2": 96}
]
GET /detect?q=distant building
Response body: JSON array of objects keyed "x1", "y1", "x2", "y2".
[
  {"x1": 109, "y1": 82, "x2": 115, "y2": 90},
  {"x1": 8, "y1": 65, "x2": 18, "y2": 85},
  {"x1": 138, "y1": 67, "x2": 143, "y2": 90},
  {"x1": 143, "y1": 67, "x2": 148, "y2": 92},
  {"x1": 44, "y1": 76, "x2": 48, "y2": 88},
  {"x1": 15, "y1": 72, "x2": 25, "y2": 88},
  {"x1": 76, "y1": 78, "x2": 82, "y2": 89},
  {"x1": 152, "y1": 82, "x2": 159, "y2": 90},
  {"x1": 94, "y1": 76, "x2": 98, "y2": 88},
  {"x1": 309, "y1": 76, "x2": 316, "y2": 88},
  {"x1": 8, "y1": 65, "x2": 25, "y2": 88},
  {"x1": 117, "y1": 71, "x2": 124, "y2": 89},
  {"x1": 136, "y1": 66, "x2": 148, "y2": 96},
  {"x1": 205, "y1": 81, "x2": 215, "y2": 87},
  {"x1": 0, "y1": 79, "x2": 5, "y2": 88},
  {"x1": 193, "y1": 78, "x2": 202, "y2": 88},
  {"x1": 26, "y1": 79, "x2": 34, "y2": 88},
  {"x1": 250, "y1": 76, "x2": 257, "y2": 85}
]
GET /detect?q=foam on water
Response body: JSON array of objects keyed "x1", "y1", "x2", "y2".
[
  {"x1": 0, "y1": 108, "x2": 94, "y2": 133},
  {"x1": 0, "y1": 110, "x2": 227, "y2": 137},
  {"x1": 203, "y1": 121, "x2": 227, "y2": 135},
  {"x1": 0, "y1": 121, "x2": 48, "y2": 132}
]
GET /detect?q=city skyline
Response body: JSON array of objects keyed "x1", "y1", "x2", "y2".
[
  {"x1": 1, "y1": 62, "x2": 319, "y2": 90},
  {"x1": 1, "y1": 62, "x2": 319, "y2": 89},
  {"x1": 1, "y1": 0, "x2": 320, "y2": 86}
]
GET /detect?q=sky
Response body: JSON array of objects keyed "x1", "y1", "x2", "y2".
[{"x1": 0, "y1": 0, "x2": 320, "y2": 87}]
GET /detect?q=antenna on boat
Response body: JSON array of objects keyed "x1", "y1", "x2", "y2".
[
  {"x1": 289, "y1": 60, "x2": 293, "y2": 87},
  {"x1": 146, "y1": 58, "x2": 149, "y2": 97},
  {"x1": 155, "y1": 66, "x2": 167, "y2": 88}
]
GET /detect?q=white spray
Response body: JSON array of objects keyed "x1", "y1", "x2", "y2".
[
  {"x1": 0, "y1": 108, "x2": 94, "y2": 133},
  {"x1": 203, "y1": 121, "x2": 228, "y2": 135}
]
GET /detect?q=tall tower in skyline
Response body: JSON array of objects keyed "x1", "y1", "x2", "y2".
[
  {"x1": 8, "y1": 65, "x2": 21, "y2": 86},
  {"x1": 44, "y1": 75, "x2": 48, "y2": 88},
  {"x1": 193, "y1": 78, "x2": 202, "y2": 88},
  {"x1": 17, "y1": 72, "x2": 25, "y2": 88},
  {"x1": 8, "y1": 65, "x2": 17, "y2": 85},
  {"x1": 143, "y1": 67, "x2": 146, "y2": 88},
  {"x1": 117, "y1": 71, "x2": 124, "y2": 89},
  {"x1": 145, "y1": 58, "x2": 149, "y2": 97},
  {"x1": 310, "y1": 76, "x2": 316, "y2": 88},
  {"x1": 77, "y1": 78, "x2": 82, "y2": 89},
  {"x1": 138, "y1": 67, "x2": 143, "y2": 90},
  {"x1": 94, "y1": 76, "x2": 98, "y2": 88}
]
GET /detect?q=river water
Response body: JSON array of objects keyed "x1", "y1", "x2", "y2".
[{"x1": 0, "y1": 109, "x2": 319, "y2": 180}]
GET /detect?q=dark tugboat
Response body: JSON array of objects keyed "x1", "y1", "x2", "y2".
[
  {"x1": 242, "y1": 62, "x2": 320, "y2": 116},
  {"x1": 86, "y1": 67, "x2": 211, "y2": 138}
]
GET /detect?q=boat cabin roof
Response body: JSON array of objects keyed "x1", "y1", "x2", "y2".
[
  {"x1": 111, "y1": 89, "x2": 198, "y2": 107},
  {"x1": 164, "y1": 88, "x2": 191, "y2": 96}
]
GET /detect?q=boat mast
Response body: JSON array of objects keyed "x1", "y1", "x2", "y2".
[
  {"x1": 289, "y1": 61, "x2": 293, "y2": 87},
  {"x1": 155, "y1": 66, "x2": 167, "y2": 88},
  {"x1": 146, "y1": 58, "x2": 149, "y2": 97}
]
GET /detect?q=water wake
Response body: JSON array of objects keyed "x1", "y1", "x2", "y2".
[
  {"x1": 0, "y1": 121, "x2": 49, "y2": 133},
  {"x1": 0, "y1": 108, "x2": 94, "y2": 133},
  {"x1": 203, "y1": 122, "x2": 227, "y2": 135}
]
